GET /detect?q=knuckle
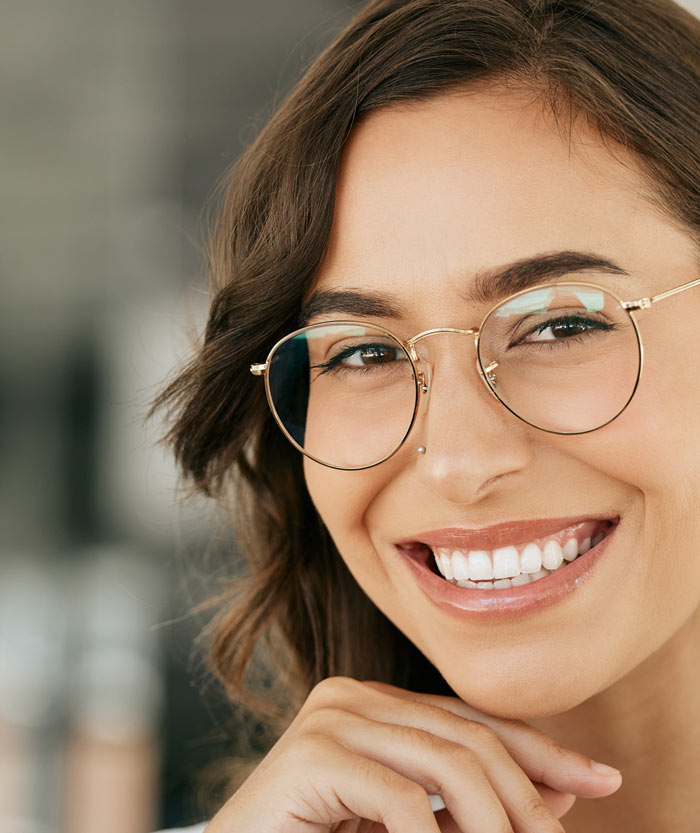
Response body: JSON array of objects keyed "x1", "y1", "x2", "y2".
[
  {"x1": 413, "y1": 736, "x2": 482, "y2": 793},
  {"x1": 452, "y1": 744, "x2": 481, "y2": 770},
  {"x1": 522, "y1": 793, "x2": 558, "y2": 824},
  {"x1": 324, "y1": 675, "x2": 362, "y2": 695},
  {"x1": 435, "y1": 737, "x2": 479, "y2": 768},
  {"x1": 465, "y1": 719, "x2": 500, "y2": 747},
  {"x1": 392, "y1": 776, "x2": 429, "y2": 807},
  {"x1": 541, "y1": 736, "x2": 567, "y2": 760},
  {"x1": 347, "y1": 750, "x2": 379, "y2": 783},
  {"x1": 307, "y1": 675, "x2": 360, "y2": 706},
  {"x1": 299, "y1": 705, "x2": 352, "y2": 734},
  {"x1": 290, "y1": 729, "x2": 336, "y2": 762}
]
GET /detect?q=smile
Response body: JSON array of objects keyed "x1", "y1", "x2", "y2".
[
  {"x1": 395, "y1": 516, "x2": 621, "y2": 618},
  {"x1": 430, "y1": 519, "x2": 614, "y2": 590}
]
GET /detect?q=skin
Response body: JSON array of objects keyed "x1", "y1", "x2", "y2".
[{"x1": 302, "y1": 87, "x2": 700, "y2": 832}]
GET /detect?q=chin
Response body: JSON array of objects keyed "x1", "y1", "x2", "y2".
[{"x1": 440, "y1": 666, "x2": 600, "y2": 719}]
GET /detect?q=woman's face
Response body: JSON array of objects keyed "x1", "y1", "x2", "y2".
[{"x1": 302, "y1": 87, "x2": 700, "y2": 718}]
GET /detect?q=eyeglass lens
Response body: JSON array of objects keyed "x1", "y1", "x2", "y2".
[
  {"x1": 267, "y1": 285, "x2": 640, "y2": 469},
  {"x1": 268, "y1": 323, "x2": 418, "y2": 468}
]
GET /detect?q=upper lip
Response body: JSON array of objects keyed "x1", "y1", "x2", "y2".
[{"x1": 396, "y1": 515, "x2": 619, "y2": 551}]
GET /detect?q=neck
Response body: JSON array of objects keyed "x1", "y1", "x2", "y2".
[{"x1": 529, "y1": 604, "x2": 700, "y2": 833}]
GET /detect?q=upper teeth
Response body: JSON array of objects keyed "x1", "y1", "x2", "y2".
[{"x1": 433, "y1": 530, "x2": 605, "y2": 583}]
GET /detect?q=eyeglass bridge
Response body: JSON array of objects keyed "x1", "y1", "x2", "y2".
[{"x1": 409, "y1": 327, "x2": 500, "y2": 392}]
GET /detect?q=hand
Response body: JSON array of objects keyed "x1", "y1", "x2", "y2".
[{"x1": 204, "y1": 676, "x2": 622, "y2": 833}]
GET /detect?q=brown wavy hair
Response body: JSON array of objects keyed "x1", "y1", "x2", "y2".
[{"x1": 153, "y1": 0, "x2": 700, "y2": 741}]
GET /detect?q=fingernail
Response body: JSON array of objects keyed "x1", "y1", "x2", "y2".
[{"x1": 589, "y1": 760, "x2": 621, "y2": 777}]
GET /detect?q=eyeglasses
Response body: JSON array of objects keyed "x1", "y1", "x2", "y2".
[{"x1": 250, "y1": 277, "x2": 700, "y2": 470}]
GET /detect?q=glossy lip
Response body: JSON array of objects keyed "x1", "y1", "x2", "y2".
[
  {"x1": 396, "y1": 514, "x2": 620, "y2": 551},
  {"x1": 395, "y1": 516, "x2": 620, "y2": 621}
]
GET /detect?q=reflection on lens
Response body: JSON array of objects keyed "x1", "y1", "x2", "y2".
[
  {"x1": 478, "y1": 283, "x2": 640, "y2": 433},
  {"x1": 267, "y1": 323, "x2": 417, "y2": 468}
]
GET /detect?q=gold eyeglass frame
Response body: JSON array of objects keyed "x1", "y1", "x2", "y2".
[{"x1": 250, "y1": 277, "x2": 700, "y2": 471}]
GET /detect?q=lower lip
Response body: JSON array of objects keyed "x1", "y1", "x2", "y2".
[{"x1": 397, "y1": 523, "x2": 618, "y2": 621}]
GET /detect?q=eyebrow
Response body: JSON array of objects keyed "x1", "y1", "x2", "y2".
[{"x1": 299, "y1": 251, "x2": 629, "y2": 325}]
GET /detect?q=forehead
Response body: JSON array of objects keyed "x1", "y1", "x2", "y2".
[{"x1": 313, "y1": 88, "x2": 688, "y2": 315}]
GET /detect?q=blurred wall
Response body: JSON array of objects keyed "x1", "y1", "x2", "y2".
[
  {"x1": 1, "y1": 2, "x2": 357, "y2": 831},
  {"x1": 1, "y1": 0, "x2": 699, "y2": 831}
]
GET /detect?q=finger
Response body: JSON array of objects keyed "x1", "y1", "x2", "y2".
[
  {"x1": 299, "y1": 679, "x2": 576, "y2": 820},
  {"x1": 361, "y1": 681, "x2": 622, "y2": 797},
  {"x1": 306, "y1": 707, "x2": 559, "y2": 833},
  {"x1": 208, "y1": 734, "x2": 441, "y2": 833},
  {"x1": 301, "y1": 738, "x2": 442, "y2": 833},
  {"x1": 354, "y1": 686, "x2": 579, "y2": 825},
  {"x1": 432, "y1": 779, "x2": 576, "y2": 820},
  {"x1": 532, "y1": 783, "x2": 577, "y2": 819}
]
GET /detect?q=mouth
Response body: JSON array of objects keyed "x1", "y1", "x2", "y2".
[{"x1": 394, "y1": 515, "x2": 620, "y2": 614}]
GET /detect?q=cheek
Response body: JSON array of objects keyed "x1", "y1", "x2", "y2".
[
  {"x1": 303, "y1": 453, "x2": 414, "y2": 599},
  {"x1": 303, "y1": 458, "x2": 385, "y2": 552},
  {"x1": 562, "y1": 321, "x2": 700, "y2": 500},
  {"x1": 552, "y1": 321, "x2": 700, "y2": 616}
]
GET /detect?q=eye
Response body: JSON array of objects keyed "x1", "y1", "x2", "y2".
[
  {"x1": 340, "y1": 344, "x2": 402, "y2": 366},
  {"x1": 314, "y1": 341, "x2": 408, "y2": 374},
  {"x1": 516, "y1": 315, "x2": 615, "y2": 346}
]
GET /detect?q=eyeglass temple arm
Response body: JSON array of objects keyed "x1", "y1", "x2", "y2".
[
  {"x1": 250, "y1": 363, "x2": 267, "y2": 376},
  {"x1": 623, "y1": 276, "x2": 700, "y2": 310}
]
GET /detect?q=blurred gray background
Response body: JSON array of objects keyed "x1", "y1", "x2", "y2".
[
  {"x1": 1, "y1": 2, "x2": 360, "y2": 831},
  {"x1": 2, "y1": 1, "x2": 699, "y2": 831}
]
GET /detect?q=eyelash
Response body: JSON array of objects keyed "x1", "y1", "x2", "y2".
[
  {"x1": 312, "y1": 314, "x2": 618, "y2": 377},
  {"x1": 511, "y1": 314, "x2": 616, "y2": 349},
  {"x1": 313, "y1": 343, "x2": 403, "y2": 374}
]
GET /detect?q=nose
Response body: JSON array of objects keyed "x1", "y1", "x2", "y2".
[{"x1": 412, "y1": 336, "x2": 533, "y2": 504}]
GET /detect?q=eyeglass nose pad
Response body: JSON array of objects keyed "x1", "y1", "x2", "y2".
[
  {"x1": 410, "y1": 344, "x2": 431, "y2": 396},
  {"x1": 475, "y1": 357, "x2": 499, "y2": 393},
  {"x1": 418, "y1": 370, "x2": 429, "y2": 394},
  {"x1": 483, "y1": 359, "x2": 499, "y2": 386}
]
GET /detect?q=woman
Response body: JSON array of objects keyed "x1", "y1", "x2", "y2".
[{"x1": 154, "y1": 0, "x2": 700, "y2": 830}]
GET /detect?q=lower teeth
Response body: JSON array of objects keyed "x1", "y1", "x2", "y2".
[{"x1": 446, "y1": 554, "x2": 581, "y2": 590}]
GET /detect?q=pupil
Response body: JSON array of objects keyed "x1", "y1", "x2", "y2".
[
  {"x1": 552, "y1": 320, "x2": 586, "y2": 338},
  {"x1": 362, "y1": 347, "x2": 392, "y2": 364}
]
